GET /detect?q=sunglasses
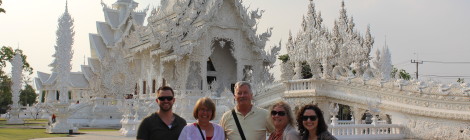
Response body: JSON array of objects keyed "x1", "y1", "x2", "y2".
[
  {"x1": 302, "y1": 115, "x2": 317, "y2": 121},
  {"x1": 157, "y1": 96, "x2": 174, "y2": 101},
  {"x1": 271, "y1": 111, "x2": 286, "y2": 116}
]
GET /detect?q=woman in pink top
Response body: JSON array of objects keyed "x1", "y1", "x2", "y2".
[{"x1": 178, "y1": 97, "x2": 225, "y2": 140}]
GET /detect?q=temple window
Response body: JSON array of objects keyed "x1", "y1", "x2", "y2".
[
  {"x1": 152, "y1": 79, "x2": 156, "y2": 93},
  {"x1": 207, "y1": 58, "x2": 216, "y2": 71}
]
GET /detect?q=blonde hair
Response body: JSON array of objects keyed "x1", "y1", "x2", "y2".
[{"x1": 269, "y1": 101, "x2": 295, "y2": 126}]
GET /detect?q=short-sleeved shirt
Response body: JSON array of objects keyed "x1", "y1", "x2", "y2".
[
  {"x1": 220, "y1": 106, "x2": 274, "y2": 140},
  {"x1": 137, "y1": 112, "x2": 187, "y2": 140}
]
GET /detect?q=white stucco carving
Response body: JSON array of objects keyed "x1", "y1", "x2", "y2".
[
  {"x1": 253, "y1": 1, "x2": 469, "y2": 139},
  {"x1": 6, "y1": 53, "x2": 24, "y2": 124},
  {"x1": 31, "y1": 0, "x2": 469, "y2": 139}
]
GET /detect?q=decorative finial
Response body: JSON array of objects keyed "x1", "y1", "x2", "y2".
[
  {"x1": 65, "y1": 0, "x2": 69, "y2": 12},
  {"x1": 384, "y1": 35, "x2": 387, "y2": 46}
]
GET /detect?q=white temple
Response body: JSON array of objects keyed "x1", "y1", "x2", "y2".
[{"x1": 32, "y1": 0, "x2": 469, "y2": 139}]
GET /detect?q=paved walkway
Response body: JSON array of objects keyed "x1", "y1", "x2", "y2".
[{"x1": 31, "y1": 131, "x2": 134, "y2": 140}]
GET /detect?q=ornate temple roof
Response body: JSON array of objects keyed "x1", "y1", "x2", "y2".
[
  {"x1": 88, "y1": 0, "x2": 148, "y2": 61},
  {"x1": 43, "y1": 72, "x2": 58, "y2": 86},
  {"x1": 125, "y1": 0, "x2": 276, "y2": 64},
  {"x1": 89, "y1": 34, "x2": 107, "y2": 60},
  {"x1": 33, "y1": 78, "x2": 43, "y2": 91},
  {"x1": 37, "y1": 71, "x2": 51, "y2": 83},
  {"x1": 69, "y1": 72, "x2": 90, "y2": 88},
  {"x1": 96, "y1": 22, "x2": 115, "y2": 47},
  {"x1": 35, "y1": 71, "x2": 89, "y2": 89},
  {"x1": 87, "y1": 58, "x2": 101, "y2": 73},
  {"x1": 101, "y1": 0, "x2": 146, "y2": 30},
  {"x1": 80, "y1": 65, "x2": 94, "y2": 82}
]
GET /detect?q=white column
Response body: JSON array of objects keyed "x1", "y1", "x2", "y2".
[
  {"x1": 47, "y1": 90, "x2": 55, "y2": 103},
  {"x1": 201, "y1": 61, "x2": 207, "y2": 90},
  {"x1": 39, "y1": 90, "x2": 45, "y2": 103},
  {"x1": 237, "y1": 62, "x2": 243, "y2": 81},
  {"x1": 317, "y1": 100, "x2": 330, "y2": 125},
  {"x1": 329, "y1": 103, "x2": 339, "y2": 126},
  {"x1": 351, "y1": 106, "x2": 366, "y2": 124}
]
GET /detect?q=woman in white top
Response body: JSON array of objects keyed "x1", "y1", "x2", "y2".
[{"x1": 178, "y1": 97, "x2": 225, "y2": 140}]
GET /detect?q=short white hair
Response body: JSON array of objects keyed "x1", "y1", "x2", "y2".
[{"x1": 234, "y1": 81, "x2": 252, "y2": 93}]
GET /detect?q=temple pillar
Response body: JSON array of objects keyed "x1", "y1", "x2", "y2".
[
  {"x1": 351, "y1": 106, "x2": 366, "y2": 124},
  {"x1": 39, "y1": 90, "x2": 45, "y2": 103},
  {"x1": 237, "y1": 63, "x2": 243, "y2": 81},
  {"x1": 47, "y1": 90, "x2": 55, "y2": 103},
  {"x1": 201, "y1": 60, "x2": 208, "y2": 90},
  {"x1": 329, "y1": 103, "x2": 339, "y2": 126},
  {"x1": 317, "y1": 100, "x2": 331, "y2": 124}
]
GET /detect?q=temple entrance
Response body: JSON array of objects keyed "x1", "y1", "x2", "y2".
[{"x1": 207, "y1": 38, "x2": 236, "y2": 93}]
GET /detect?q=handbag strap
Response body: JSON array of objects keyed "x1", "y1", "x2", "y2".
[
  {"x1": 232, "y1": 109, "x2": 246, "y2": 140},
  {"x1": 196, "y1": 123, "x2": 206, "y2": 140}
]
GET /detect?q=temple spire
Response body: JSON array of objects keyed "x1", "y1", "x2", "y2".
[{"x1": 65, "y1": 0, "x2": 68, "y2": 13}]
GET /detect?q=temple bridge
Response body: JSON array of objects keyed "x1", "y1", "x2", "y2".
[{"x1": 254, "y1": 78, "x2": 470, "y2": 139}]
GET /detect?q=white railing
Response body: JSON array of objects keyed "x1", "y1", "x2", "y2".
[
  {"x1": 329, "y1": 124, "x2": 405, "y2": 140},
  {"x1": 254, "y1": 82, "x2": 284, "y2": 107},
  {"x1": 360, "y1": 120, "x2": 388, "y2": 125},
  {"x1": 337, "y1": 120, "x2": 354, "y2": 125},
  {"x1": 286, "y1": 79, "x2": 315, "y2": 91}
]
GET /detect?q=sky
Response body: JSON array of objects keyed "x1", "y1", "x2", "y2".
[{"x1": 1, "y1": 0, "x2": 469, "y2": 85}]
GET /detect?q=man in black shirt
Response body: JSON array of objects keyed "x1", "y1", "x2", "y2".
[{"x1": 137, "y1": 86, "x2": 187, "y2": 140}]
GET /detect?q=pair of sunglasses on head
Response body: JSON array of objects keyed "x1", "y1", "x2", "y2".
[{"x1": 157, "y1": 96, "x2": 174, "y2": 101}]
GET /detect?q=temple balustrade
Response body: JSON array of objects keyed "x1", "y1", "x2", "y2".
[
  {"x1": 329, "y1": 124, "x2": 405, "y2": 140},
  {"x1": 256, "y1": 78, "x2": 470, "y2": 121},
  {"x1": 92, "y1": 97, "x2": 118, "y2": 106},
  {"x1": 253, "y1": 82, "x2": 284, "y2": 107},
  {"x1": 337, "y1": 120, "x2": 354, "y2": 125},
  {"x1": 335, "y1": 119, "x2": 388, "y2": 125},
  {"x1": 254, "y1": 78, "x2": 470, "y2": 139},
  {"x1": 285, "y1": 79, "x2": 317, "y2": 91}
]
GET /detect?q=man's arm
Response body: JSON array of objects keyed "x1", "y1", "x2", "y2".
[
  {"x1": 219, "y1": 111, "x2": 229, "y2": 137},
  {"x1": 136, "y1": 118, "x2": 148, "y2": 140}
]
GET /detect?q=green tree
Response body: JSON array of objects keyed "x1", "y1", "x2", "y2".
[
  {"x1": 457, "y1": 78, "x2": 465, "y2": 83},
  {"x1": 301, "y1": 62, "x2": 312, "y2": 79},
  {"x1": 277, "y1": 54, "x2": 313, "y2": 79},
  {"x1": 0, "y1": 46, "x2": 33, "y2": 74},
  {"x1": 391, "y1": 67, "x2": 411, "y2": 80},
  {"x1": 0, "y1": 46, "x2": 34, "y2": 114},
  {"x1": 20, "y1": 84, "x2": 36, "y2": 106},
  {"x1": 0, "y1": 74, "x2": 11, "y2": 114},
  {"x1": 278, "y1": 54, "x2": 289, "y2": 63},
  {"x1": 0, "y1": 0, "x2": 5, "y2": 13}
]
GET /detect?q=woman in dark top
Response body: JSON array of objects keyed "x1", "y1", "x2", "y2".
[{"x1": 296, "y1": 104, "x2": 336, "y2": 140}]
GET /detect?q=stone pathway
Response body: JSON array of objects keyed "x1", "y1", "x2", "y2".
[{"x1": 31, "y1": 131, "x2": 134, "y2": 140}]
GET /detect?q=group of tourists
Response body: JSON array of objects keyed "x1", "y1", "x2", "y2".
[{"x1": 136, "y1": 81, "x2": 336, "y2": 140}]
